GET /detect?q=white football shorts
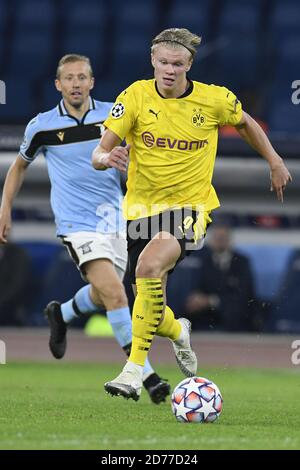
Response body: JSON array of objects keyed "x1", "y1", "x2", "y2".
[{"x1": 61, "y1": 231, "x2": 128, "y2": 280}]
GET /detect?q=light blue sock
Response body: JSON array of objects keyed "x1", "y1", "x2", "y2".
[
  {"x1": 61, "y1": 284, "x2": 98, "y2": 323},
  {"x1": 106, "y1": 307, "x2": 154, "y2": 378}
]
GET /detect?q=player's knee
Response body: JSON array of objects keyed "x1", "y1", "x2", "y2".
[
  {"x1": 136, "y1": 255, "x2": 161, "y2": 278},
  {"x1": 95, "y1": 282, "x2": 127, "y2": 310}
]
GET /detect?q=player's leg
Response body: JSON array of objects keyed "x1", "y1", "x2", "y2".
[
  {"x1": 45, "y1": 232, "x2": 169, "y2": 402},
  {"x1": 105, "y1": 232, "x2": 197, "y2": 400},
  {"x1": 131, "y1": 273, "x2": 196, "y2": 376},
  {"x1": 86, "y1": 257, "x2": 170, "y2": 403},
  {"x1": 44, "y1": 232, "x2": 104, "y2": 359}
]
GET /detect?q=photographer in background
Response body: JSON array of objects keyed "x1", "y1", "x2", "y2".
[{"x1": 185, "y1": 224, "x2": 256, "y2": 332}]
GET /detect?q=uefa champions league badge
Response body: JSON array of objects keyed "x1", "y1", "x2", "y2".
[{"x1": 111, "y1": 102, "x2": 125, "y2": 119}]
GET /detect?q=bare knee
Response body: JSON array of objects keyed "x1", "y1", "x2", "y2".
[
  {"x1": 136, "y1": 255, "x2": 162, "y2": 278},
  {"x1": 92, "y1": 281, "x2": 128, "y2": 311}
]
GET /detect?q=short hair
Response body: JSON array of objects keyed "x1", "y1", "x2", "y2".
[
  {"x1": 56, "y1": 54, "x2": 94, "y2": 79},
  {"x1": 151, "y1": 28, "x2": 202, "y2": 59}
]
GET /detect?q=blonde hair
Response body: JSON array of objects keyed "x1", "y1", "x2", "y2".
[
  {"x1": 56, "y1": 54, "x2": 94, "y2": 78},
  {"x1": 151, "y1": 28, "x2": 202, "y2": 59}
]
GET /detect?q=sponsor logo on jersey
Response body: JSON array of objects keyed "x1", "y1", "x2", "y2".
[{"x1": 141, "y1": 131, "x2": 208, "y2": 150}]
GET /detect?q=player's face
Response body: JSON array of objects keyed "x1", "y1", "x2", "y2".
[
  {"x1": 151, "y1": 46, "x2": 192, "y2": 97},
  {"x1": 55, "y1": 61, "x2": 94, "y2": 108}
]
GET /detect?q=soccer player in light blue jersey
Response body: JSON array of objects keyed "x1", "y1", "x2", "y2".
[{"x1": 0, "y1": 54, "x2": 170, "y2": 404}]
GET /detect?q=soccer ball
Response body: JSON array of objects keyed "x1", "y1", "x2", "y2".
[{"x1": 171, "y1": 376, "x2": 223, "y2": 423}]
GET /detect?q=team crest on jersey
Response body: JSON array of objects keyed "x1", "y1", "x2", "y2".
[
  {"x1": 111, "y1": 102, "x2": 125, "y2": 119},
  {"x1": 191, "y1": 108, "x2": 206, "y2": 128}
]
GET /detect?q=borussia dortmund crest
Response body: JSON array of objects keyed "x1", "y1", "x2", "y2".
[{"x1": 191, "y1": 108, "x2": 206, "y2": 128}]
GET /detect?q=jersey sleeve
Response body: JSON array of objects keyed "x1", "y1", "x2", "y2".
[
  {"x1": 19, "y1": 114, "x2": 44, "y2": 163},
  {"x1": 103, "y1": 83, "x2": 138, "y2": 140},
  {"x1": 218, "y1": 87, "x2": 243, "y2": 127}
]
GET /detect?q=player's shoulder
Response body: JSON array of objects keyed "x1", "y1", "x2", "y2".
[
  {"x1": 24, "y1": 106, "x2": 61, "y2": 138},
  {"x1": 23, "y1": 112, "x2": 44, "y2": 138},
  {"x1": 120, "y1": 79, "x2": 154, "y2": 97},
  {"x1": 28, "y1": 106, "x2": 58, "y2": 129},
  {"x1": 193, "y1": 81, "x2": 234, "y2": 100}
]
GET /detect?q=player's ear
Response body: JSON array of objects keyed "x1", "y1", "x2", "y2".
[
  {"x1": 90, "y1": 77, "x2": 95, "y2": 90},
  {"x1": 151, "y1": 53, "x2": 155, "y2": 68},
  {"x1": 55, "y1": 79, "x2": 62, "y2": 92},
  {"x1": 186, "y1": 59, "x2": 193, "y2": 73}
]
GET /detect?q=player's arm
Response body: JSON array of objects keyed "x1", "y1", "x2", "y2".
[
  {"x1": 0, "y1": 155, "x2": 29, "y2": 243},
  {"x1": 92, "y1": 128, "x2": 130, "y2": 173},
  {"x1": 235, "y1": 111, "x2": 292, "y2": 202}
]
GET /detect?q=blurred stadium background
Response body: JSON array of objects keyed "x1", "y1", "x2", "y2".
[{"x1": 0, "y1": 0, "x2": 300, "y2": 336}]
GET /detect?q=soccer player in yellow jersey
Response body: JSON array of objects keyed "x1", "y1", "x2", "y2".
[{"x1": 92, "y1": 28, "x2": 292, "y2": 401}]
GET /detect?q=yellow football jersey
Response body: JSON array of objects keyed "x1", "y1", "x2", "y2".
[{"x1": 104, "y1": 79, "x2": 243, "y2": 220}]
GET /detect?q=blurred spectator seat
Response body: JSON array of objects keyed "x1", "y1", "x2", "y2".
[
  {"x1": 0, "y1": 78, "x2": 34, "y2": 121},
  {"x1": 168, "y1": 0, "x2": 211, "y2": 39},
  {"x1": 0, "y1": 0, "x2": 8, "y2": 37},
  {"x1": 237, "y1": 244, "x2": 293, "y2": 301},
  {"x1": 269, "y1": 1, "x2": 300, "y2": 36},
  {"x1": 266, "y1": 249, "x2": 300, "y2": 333},
  {"x1": 61, "y1": 0, "x2": 108, "y2": 74},
  {"x1": 14, "y1": 0, "x2": 56, "y2": 30},
  {"x1": 0, "y1": 242, "x2": 32, "y2": 325},
  {"x1": 7, "y1": 30, "x2": 54, "y2": 79},
  {"x1": 268, "y1": 100, "x2": 300, "y2": 134},
  {"x1": 20, "y1": 242, "x2": 63, "y2": 325}
]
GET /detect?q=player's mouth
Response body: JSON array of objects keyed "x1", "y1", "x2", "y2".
[
  {"x1": 70, "y1": 91, "x2": 82, "y2": 97},
  {"x1": 162, "y1": 77, "x2": 175, "y2": 86}
]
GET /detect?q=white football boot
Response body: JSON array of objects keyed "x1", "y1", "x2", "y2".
[
  {"x1": 172, "y1": 318, "x2": 198, "y2": 377},
  {"x1": 104, "y1": 361, "x2": 143, "y2": 401}
]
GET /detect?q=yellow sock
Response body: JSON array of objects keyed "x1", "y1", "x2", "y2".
[
  {"x1": 129, "y1": 278, "x2": 164, "y2": 366},
  {"x1": 156, "y1": 305, "x2": 181, "y2": 341}
]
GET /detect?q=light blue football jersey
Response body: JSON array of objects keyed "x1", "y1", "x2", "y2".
[{"x1": 20, "y1": 98, "x2": 125, "y2": 235}]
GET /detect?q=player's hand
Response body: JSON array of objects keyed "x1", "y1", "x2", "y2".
[
  {"x1": 270, "y1": 162, "x2": 292, "y2": 203},
  {"x1": 102, "y1": 144, "x2": 130, "y2": 173},
  {"x1": 0, "y1": 210, "x2": 11, "y2": 244}
]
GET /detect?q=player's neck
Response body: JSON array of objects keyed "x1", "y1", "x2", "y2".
[
  {"x1": 63, "y1": 98, "x2": 90, "y2": 120},
  {"x1": 157, "y1": 78, "x2": 190, "y2": 99}
]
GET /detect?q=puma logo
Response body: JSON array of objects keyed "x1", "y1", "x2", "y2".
[{"x1": 149, "y1": 109, "x2": 161, "y2": 119}]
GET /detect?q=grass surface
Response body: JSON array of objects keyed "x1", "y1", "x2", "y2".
[{"x1": 0, "y1": 363, "x2": 300, "y2": 450}]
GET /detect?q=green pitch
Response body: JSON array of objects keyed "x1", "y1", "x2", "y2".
[{"x1": 0, "y1": 363, "x2": 300, "y2": 450}]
